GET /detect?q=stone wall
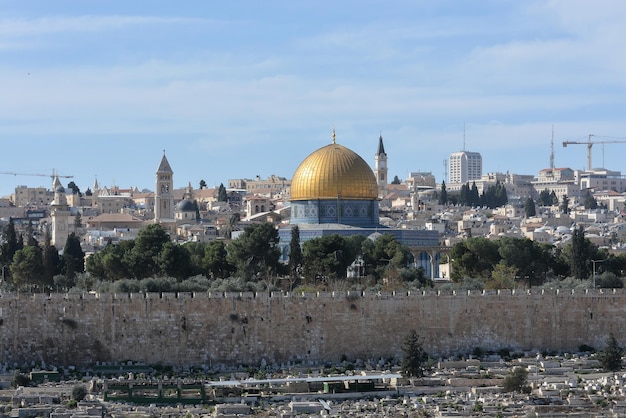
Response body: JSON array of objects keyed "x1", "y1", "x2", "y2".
[{"x1": 0, "y1": 289, "x2": 622, "y2": 368}]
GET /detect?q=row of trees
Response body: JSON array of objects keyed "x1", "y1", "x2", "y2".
[
  {"x1": 438, "y1": 180, "x2": 508, "y2": 208},
  {"x1": 68, "y1": 223, "x2": 426, "y2": 291},
  {"x1": 3, "y1": 216, "x2": 623, "y2": 292},
  {"x1": 449, "y1": 226, "x2": 626, "y2": 288}
]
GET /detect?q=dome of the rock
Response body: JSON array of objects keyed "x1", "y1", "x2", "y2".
[{"x1": 290, "y1": 142, "x2": 378, "y2": 201}]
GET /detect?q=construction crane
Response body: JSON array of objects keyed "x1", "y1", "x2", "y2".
[
  {"x1": 562, "y1": 134, "x2": 626, "y2": 171},
  {"x1": 0, "y1": 169, "x2": 73, "y2": 179}
]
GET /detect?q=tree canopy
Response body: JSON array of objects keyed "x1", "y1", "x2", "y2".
[{"x1": 401, "y1": 329, "x2": 429, "y2": 378}]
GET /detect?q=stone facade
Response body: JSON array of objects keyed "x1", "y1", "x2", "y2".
[{"x1": 0, "y1": 290, "x2": 623, "y2": 368}]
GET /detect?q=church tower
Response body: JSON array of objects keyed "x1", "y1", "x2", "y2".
[
  {"x1": 50, "y1": 175, "x2": 70, "y2": 250},
  {"x1": 374, "y1": 134, "x2": 388, "y2": 197},
  {"x1": 91, "y1": 176, "x2": 100, "y2": 210},
  {"x1": 154, "y1": 152, "x2": 174, "y2": 222}
]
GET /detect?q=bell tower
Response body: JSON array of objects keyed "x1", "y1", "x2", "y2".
[
  {"x1": 374, "y1": 134, "x2": 388, "y2": 197},
  {"x1": 154, "y1": 151, "x2": 174, "y2": 222}
]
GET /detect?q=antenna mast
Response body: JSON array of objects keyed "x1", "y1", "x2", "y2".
[
  {"x1": 463, "y1": 122, "x2": 466, "y2": 151},
  {"x1": 550, "y1": 125, "x2": 554, "y2": 170}
]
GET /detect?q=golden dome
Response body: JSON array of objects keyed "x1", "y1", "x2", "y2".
[{"x1": 291, "y1": 139, "x2": 378, "y2": 201}]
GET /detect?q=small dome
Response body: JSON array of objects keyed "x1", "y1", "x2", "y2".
[
  {"x1": 291, "y1": 141, "x2": 378, "y2": 201},
  {"x1": 176, "y1": 199, "x2": 195, "y2": 212}
]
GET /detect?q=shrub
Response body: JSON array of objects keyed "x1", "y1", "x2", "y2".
[
  {"x1": 595, "y1": 272, "x2": 624, "y2": 289},
  {"x1": 11, "y1": 372, "x2": 30, "y2": 388},
  {"x1": 72, "y1": 384, "x2": 87, "y2": 401}
]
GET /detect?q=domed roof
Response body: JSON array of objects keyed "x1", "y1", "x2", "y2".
[
  {"x1": 176, "y1": 199, "x2": 195, "y2": 212},
  {"x1": 291, "y1": 135, "x2": 378, "y2": 201}
]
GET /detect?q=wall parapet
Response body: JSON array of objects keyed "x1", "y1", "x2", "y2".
[{"x1": 1, "y1": 287, "x2": 626, "y2": 303}]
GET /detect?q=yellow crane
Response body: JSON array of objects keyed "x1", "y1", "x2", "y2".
[
  {"x1": 562, "y1": 134, "x2": 626, "y2": 171},
  {"x1": 0, "y1": 169, "x2": 73, "y2": 179}
]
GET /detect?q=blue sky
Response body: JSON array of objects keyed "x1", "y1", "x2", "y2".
[{"x1": 1, "y1": 0, "x2": 626, "y2": 197}]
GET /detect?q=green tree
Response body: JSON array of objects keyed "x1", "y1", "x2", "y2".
[
  {"x1": 439, "y1": 180, "x2": 448, "y2": 205},
  {"x1": 401, "y1": 329, "x2": 429, "y2": 378},
  {"x1": 86, "y1": 240, "x2": 135, "y2": 281},
  {"x1": 71, "y1": 384, "x2": 87, "y2": 401},
  {"x1": 584, "y1": 191, "x2": 598, "y2": 209},
  {"x1": 288, "y1": 225, "x2": 303, "y2": 283},
  {"x1": 181, "y1": 241, "x2": 206, "y2": 277},
  {"x1": 1, "y1": 218, "x2": 18, "y2": 268},
  {"x1": 67, "y1": 181, "x2": 81, "y2": 196},
  {"x1": 218, "y1": 183, "x2": 228, "y2": 202},
  {"x1": 74, "y1": 212, "x2": 83, "y2": 228},
  {"x1": 391, "y1": 175, "x2": 401, "y2": 184},
  {"x1": 221, "y1": 213, "x2": 240, "y2": 239},
  {"x1": 503, "y1": 366, "x2": 528, "y2": 392},
  {"x1": 449, "y1": 238, "x2": 501, "y2": 280},
  {"x1": 598, "y1": 333, "x2": 624, "y2": 372},
  {"x1": 199, "y1": 179, "x2": 207, "y2": 189},
  {"x1": 25, "y1": 221, "x2": 38, "y2": 247},
  {"x1": 524, "y1": 197, "x2": 536, "y2": 217},
  {"x1": 104, "y1": 242, "x2": 135, "y2": 280},
  {"x1": 538, "y1": 189, "x2": 551, "y2": 206},
  {"x1": 61, "y1": 233, "x2": 85, "y2": 280},
  {"x1": 550, "y1": 191, "x2": 558, "y2": 205},
  {"x1": 11, "y1": 371, "x2": 31, "y2": 388},
  {"x1": 128, "y1": 224, "x2": 171, "y2": 279},
  {"x1": 202, "y1": 240, "x2": 232, "y2": 279},
  {"x1": 498, "y1": 237, "x2": 549, "y2": 287},
  {"x1": 11, "y1": 245, "x2": 44, "y2": 290},
  {"x1": 480, "y1": 181, "x2": 508, "y2": 209},
  {"x1": 566, "y1": 225, "x2": 598, "y2": 281},
  {"x1": 560, "y1": 194, "x2": 570, "y2": 214},
  {"x1": 302, "y1": 234, "x2": 357, "y2": 283},
  {"x1": 487, "y1": 263, "x2": 518, "y2": 289},
  {"x1": 226, "y1": 222, "x2": 282, "y2": 281},
  {"x1": 158, "y1": 241, "x2": 193, "y2": 280},
  {"x1": 42, "y1": 228, "x2": 60, "y2": 288},
  {"x1": 470, "y1": 182, "x2": 480, "y2": 207},
  {"x1": 362, "y1": 233, "x2": 411, "y2": 280}
]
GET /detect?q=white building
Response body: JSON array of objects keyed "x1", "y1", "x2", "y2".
[{"x1": 449, "y1": 151, "x2": 482, "y2": 185}]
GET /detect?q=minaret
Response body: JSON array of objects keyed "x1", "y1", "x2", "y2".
[
  {"x1": 155, "y1": 151, "x2": 174, "y2": 222},
  {"x1": 50, "y1": 175, "x2": 70, "y2": 249},
  {"x1": 92, "y1": 176, "x2": 100, "y2": 210},
  {"x1": 374, "y1": 133, "x2": 388, "y2": 197}
]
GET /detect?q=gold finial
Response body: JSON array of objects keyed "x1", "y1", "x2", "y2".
[{"x1": 332, "y1": 127, "x2": 336, "y2": 144}]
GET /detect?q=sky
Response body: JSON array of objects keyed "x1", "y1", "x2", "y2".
[{"x1": 1, "y1": 0, "x2": 626, "y2": 197}]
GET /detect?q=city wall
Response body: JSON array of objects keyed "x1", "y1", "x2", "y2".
[{"x1": 0, "y1": 289, "x2": 622, "y2": 368}]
